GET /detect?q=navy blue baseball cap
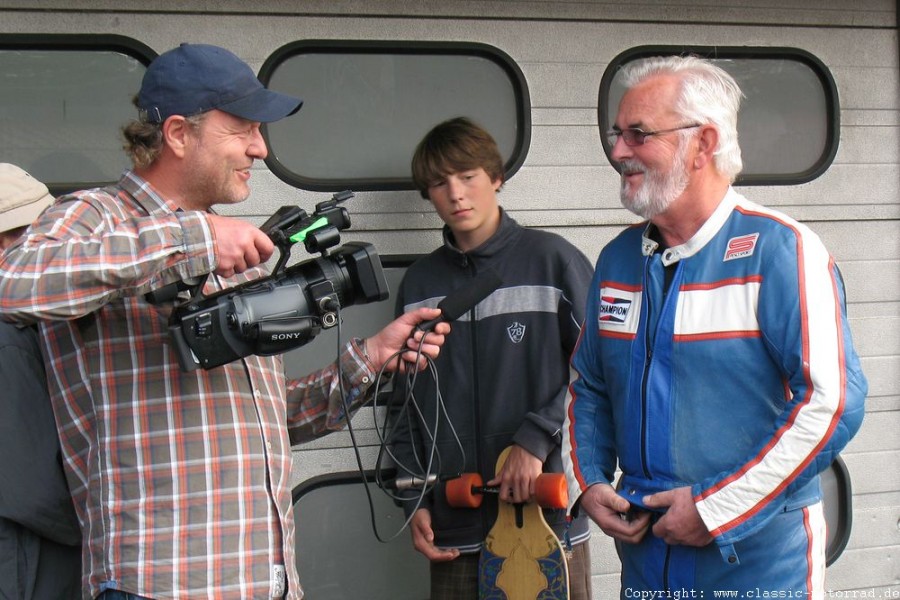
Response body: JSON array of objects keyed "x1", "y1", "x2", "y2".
[{"x1": 137, "y1": 43, "x2": 302, "y2": 123}]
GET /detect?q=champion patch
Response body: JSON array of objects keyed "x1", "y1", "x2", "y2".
[
  {"x1": 507, "y1": 321, "x2": 526, "y2": 343},
  {"x1": 724, "y1": 233, "x2": 760, "y2": 261},
  {"x1": 599, "y1": 295, "x2": 632, "y2": 324}
]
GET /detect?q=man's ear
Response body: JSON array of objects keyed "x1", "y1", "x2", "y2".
[
  {"x1": 161, "y1": 116, "x2": 191, "y2": 159},
  {"x1": 693, "y1": 125, "x2": 719, "y2": 170}
]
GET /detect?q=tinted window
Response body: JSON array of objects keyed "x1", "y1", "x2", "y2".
[
  {"x1": 259, "y1": 41, "x2": 531, "y2": 192},
  {"x1": 0, "y1": 35, "x2": 154, "y2": 194},
  {"x1": 600, "y1": 47, "x2": 839, "y2": 185}
]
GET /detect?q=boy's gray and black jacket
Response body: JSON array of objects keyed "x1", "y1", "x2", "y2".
[{"x1": 388, "y1": 210, "x2": 594, "y2": 552}]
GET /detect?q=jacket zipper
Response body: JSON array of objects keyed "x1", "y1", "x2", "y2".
[
  {"x1": 639, "y1": 256, "x2": 653, "y2": 480},
  {"x1": 468, "y1": 266, "x2": 489, "y2": 538}
]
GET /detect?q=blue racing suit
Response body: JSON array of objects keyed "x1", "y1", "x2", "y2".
[{"x1": 563, "y1": 188, "x2": 867, "y2": 596}]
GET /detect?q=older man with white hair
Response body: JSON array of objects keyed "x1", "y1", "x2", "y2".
[{"x1": 563, "y1": 55, "x2": 867, "y2": 597}]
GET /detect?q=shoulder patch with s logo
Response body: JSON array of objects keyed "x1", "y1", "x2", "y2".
[{"x1": 724, "y1": 233, "x2": 760, "y2": 261}]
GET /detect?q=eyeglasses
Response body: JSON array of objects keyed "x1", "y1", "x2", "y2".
[{"x1": 606, "y1": 123, "x2": 702, "y2": 147}]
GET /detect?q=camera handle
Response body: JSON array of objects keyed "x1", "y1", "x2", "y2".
[
  {"x1": 144, "y1": 273, "x2": 209, "y2": 306},
  {"x1": 146, "y1": 191, "x2": 355, "y2": 307},
  {"x1": 262, "y1": 190, "x2": 355, "y2": 275}
]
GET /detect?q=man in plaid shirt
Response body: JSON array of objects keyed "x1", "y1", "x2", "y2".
[{"x1": 0, "y1": 43, "x2": 448, "y2": 600}]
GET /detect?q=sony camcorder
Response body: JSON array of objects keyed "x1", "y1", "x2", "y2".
[{"x1": 157, "y1": 191, "x2": 389, "y2": 371}]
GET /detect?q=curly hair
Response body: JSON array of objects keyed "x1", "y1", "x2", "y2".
[{"x1": 122, "y1": 97, "x2": 207, "y2": 169}]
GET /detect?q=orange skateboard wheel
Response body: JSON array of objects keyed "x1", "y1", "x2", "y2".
[
  {"x1": 534, "y1": 473, "x2": 568, "y2": 509},
  {"x1": 446, "y1": 472, "x2": 484, "y2": 508}
]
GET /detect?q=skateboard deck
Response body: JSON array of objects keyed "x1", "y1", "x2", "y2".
[{"x1": 446, "y1": 446, "x2": 570, "y2": 600}]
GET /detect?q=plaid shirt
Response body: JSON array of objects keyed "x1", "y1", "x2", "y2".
[{"x1": 0, "y1": 171, "x2": 376, "y2": 599}]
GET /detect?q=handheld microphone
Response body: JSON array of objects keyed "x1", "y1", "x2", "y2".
[{"x1": 416, "y1": 269, "x2": 503, "y2": 332}]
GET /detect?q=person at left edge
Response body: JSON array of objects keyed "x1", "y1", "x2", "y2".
[
  {"x1": 0, "y1": 43, "x2": 449, "y2": 600},
  {"x1": 0, "y1": 163, "x2": 81, "y2": 600}
]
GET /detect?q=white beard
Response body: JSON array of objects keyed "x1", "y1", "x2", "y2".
[{"x1": 619, "y1": 142, "x2": 689, "y2": 219}]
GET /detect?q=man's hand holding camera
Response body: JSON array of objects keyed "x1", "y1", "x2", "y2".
[
  {"x1": 205, "y1": 213, "x2": 449, "y2": 373},
  {"x1": 208, "y1": 214, "x2": 275, "y2": 278}
]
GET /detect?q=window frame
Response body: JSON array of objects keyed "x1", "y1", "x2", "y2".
[
  {"x1": 258, "y1": 39, "x2": 532, "y2": 192},
  {"x1": 0, "y1": 34, "x2": 156, "y2": 195},
  {"x1": 598, "y1": 46, "x2": 840, "y2": 186}
]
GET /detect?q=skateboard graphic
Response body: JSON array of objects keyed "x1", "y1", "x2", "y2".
[{"x1": 446, "y1": 446, "x2": 570, "y2": 600}]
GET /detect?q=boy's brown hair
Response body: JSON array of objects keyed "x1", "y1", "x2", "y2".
[{"x1": 411, "y1": 117, "x2": 504, "y2": 199}]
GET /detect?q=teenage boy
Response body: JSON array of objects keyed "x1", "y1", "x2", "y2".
[{"x1": 390, "y1": 117, "x2": 595, "y2": 599}]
